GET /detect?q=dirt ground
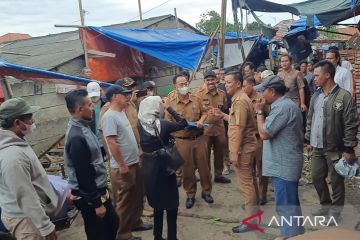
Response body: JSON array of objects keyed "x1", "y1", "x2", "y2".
[{"x1": 57, "y1": 169, "x2": 360, "y2": 240}]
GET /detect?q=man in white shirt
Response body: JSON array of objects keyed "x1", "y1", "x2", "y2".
[{"x1": 325, "y1": 49, "x2": 353, "y2": 93}]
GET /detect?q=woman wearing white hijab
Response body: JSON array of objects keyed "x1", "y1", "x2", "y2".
[{"x1": 138, "y1": 96, "x2": 187, "y2": 240}]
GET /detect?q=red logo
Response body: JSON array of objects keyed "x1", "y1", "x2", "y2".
[{"x1": 242, "y1": 210, "x2": 265, "y2": 233}]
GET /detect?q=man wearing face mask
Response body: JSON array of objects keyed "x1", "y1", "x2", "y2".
[
  {"x1": 0, "y1": 98, "x2": 58, "y2": 240},
  {"x1": 87, "y1": 82, "x2": 107, "y2": 158},
  {"x1": 197, "y1": 70, "x2": 231, "y2": 184},
  {"x1": 165, "y1": 74, "x2": 213, "y2": 209}
]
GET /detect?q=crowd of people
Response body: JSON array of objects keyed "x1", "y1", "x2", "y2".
[{"x1": 0, "y1": 45, "x2": 359, "y2": 240}]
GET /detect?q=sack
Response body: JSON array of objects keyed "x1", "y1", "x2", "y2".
[{"x1": 158, "y1": 142, "x2": 184, "y2": 171}]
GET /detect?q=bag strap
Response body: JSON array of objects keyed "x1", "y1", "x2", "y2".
[{"x1": 153, "y1": 122, "x2": 165, "y2": 147}]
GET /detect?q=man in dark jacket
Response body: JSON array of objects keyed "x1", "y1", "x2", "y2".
[
  {"x1": 305, "y1": 60, "x2": 358, "y2": 221},
  {"x1": 64, "y1": 89, "x2": 118, "y2": 240}
]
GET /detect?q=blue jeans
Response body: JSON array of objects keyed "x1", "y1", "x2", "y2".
[{"x1": 272, "y1": 177, "x2": 305, "y2": 237}]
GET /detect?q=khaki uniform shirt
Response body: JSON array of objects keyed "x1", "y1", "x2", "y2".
[
  {"x1": 197, "y1": 87, "x2": 226, "y2": 136},
  {"x1": 228, "y1": 89, "x2": 257, "y2": 156},
  {"x1": 249, "y1": 91, "x2": 262, "y2": 134},
  {"x1": 278, "y1": 69, "x2": 304, "y2": 105},
  {"x1": 165, "y1": 91, "x2": 206, "y2": 138}
]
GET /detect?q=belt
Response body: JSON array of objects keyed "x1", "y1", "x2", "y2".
[{"x1": 174, "y1": 133, "x2": 203, "y2": 140}]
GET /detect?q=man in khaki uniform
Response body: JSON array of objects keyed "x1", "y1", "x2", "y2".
[
  {"x1": 165, "y1": 73, "x2": 213, "y2": 209},
  {"x1": 197, "y1": 70, "x2": 231, "y2": 184},
  {"x1": 243, "y1": 77, "x2": 269, "y2": 205},
  {"x1": 278, "y1": 55, "x2": 307, "y2": 112},
  {"x1": 216, "y1": 71, "x2": 259, "y2": 233}
]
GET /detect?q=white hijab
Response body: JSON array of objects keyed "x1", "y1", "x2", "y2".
[{"x1": 138, "y1": 96, "x2": 162, "y2": 136}]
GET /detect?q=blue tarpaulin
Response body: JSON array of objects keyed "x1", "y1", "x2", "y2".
[
  {"x1": 226, "y1": 32, "x2": 269, "y2": 46},
  {"x1": 290, "y1": 16, "x2": 321, "y2": 29},
  {"x1": 88, "y1": 27, "x2": 210, "y2": 71},
  {"x1": 0, "y1": 59, "x2": 112, "y2": 87}
]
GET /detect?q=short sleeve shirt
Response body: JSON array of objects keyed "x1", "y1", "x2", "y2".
[
  {"x1": 262, "y1": 96, "x2": 304, "y2": 181},
  {"x1": 197, "y1": 87, "x2": 226, "y2": 136},
  {"x1": 335, "y1": 65, "x2": 352, "y2": 92},
  {"x1": 102, "y1": 109, "x2": 138, "y2": 168},
  {"x1": 165, "y1": 92, "x2": 205, "y2": 138},
  {"x1": 278, "y1": 69, "x2": 305, "y2": 105}
]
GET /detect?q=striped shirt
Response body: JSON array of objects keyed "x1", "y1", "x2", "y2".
[{"x1": 262, "y1": 96, "x2": 304, "y2": 181}]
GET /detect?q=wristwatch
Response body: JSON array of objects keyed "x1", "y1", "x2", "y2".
[{"x1": 255, "y1": 109, "x2": 265, "y2": 115}]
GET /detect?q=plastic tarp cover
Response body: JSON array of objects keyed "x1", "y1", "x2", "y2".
[
  {"x1": 291, "y1": 16, "x2": 321, "y2": 29},
  {"x1": 239, "y1": 0, "x2": 360, "y2": 27},
  {"x1": 88, "y1": 27, "x2": 209, "y2": 71},
  {"x1": 82, "y1": 28, "x2": 145, "y2": 82},
  {"x1": 0, "y1": 59, "x2": 112, "y2": 87}
]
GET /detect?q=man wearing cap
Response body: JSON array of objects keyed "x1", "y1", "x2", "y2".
[
  {"x1": 278, "y1": 55, "x2": 307, "y2": 112},
  {"x1": 214, "y1": 71, "x2": 259, "y2": 233},
  {"x1": 305, "y1": 60, "x2": 358, "y2": 223},
  {"x1": 102, "y1": 85, "x2": 152, "y2": 240},
  {"x1": 165, "y1": 73, "x2": 213, "y2": 209},
  {"x1": 143, "y1": 81, "x2": 157, "y2": 97},
  {"x1": 64, "y1": 89, "x2": 119, "y2": 240},
  {"x1": 242, "y1": 77, "x2": 269, "y2": 205},
  {"x1": 254, "y1": 70, "x2": 275, "y2": 94},
  {"x1": 0, "y1": 98, "x2": 58, "y2": 240},
  {"x1": 255, "y1": 76, "x2": 305, "y2": 237},
  {"x1": 87, "y1": 82, "x2": 107, "y2": 158},
  {"x1": 197, "y1": 70, "x2": 231, "y2": 184}
]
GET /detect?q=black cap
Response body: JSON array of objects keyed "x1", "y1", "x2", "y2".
[
  {"x1": 143, "y1": 81, "x2": 156, "y2": 89},
  {"x1": 204, "y1": 70, "x2": 217, "y2": 79},
  {"x1": 115, "y1": 78, "x2": 136, "y2": 88},
  {"x1": 106, "y1": 85, "x2": 132, "y2": 101},
  {"x1": 263, "y1": 76, "x2": 287, "y2": 89}
]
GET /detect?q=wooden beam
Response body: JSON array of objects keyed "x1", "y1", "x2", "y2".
[{"x1": 88, "y1": 49, "x2": 116, "y2": 58}]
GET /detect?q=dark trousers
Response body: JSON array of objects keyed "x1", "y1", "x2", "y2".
[
  {"x1": 311, "y1": 148, "x2": 345, "y2": 210},
  {"x1": 73, "y1": 198, "x2": 119, "y2": 240},
  {"x1": 153, "y1": 208, "x2": 178, "y2": 240},
  {"x1": 272, "y1": 177, "x2": 305, "y2": 237}
]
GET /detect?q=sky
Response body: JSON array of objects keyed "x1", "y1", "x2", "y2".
[{"x1": 0, "y1": 0, "x2": 358, "y2": 37}]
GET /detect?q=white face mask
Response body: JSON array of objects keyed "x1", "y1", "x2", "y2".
[
  {"x1": 91, "y1": 96, "x2": 100, "y2": 103},
  {"x1": 178, "y1": 86, "x2": 189, "y2": 95},
  {"x1": 21, "y1": 123, "x2": 36, "y2": 135}
]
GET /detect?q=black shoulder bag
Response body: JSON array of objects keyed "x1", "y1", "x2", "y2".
[{"x1": 153, "y1": 123, "x2": 184, "y2": 171}]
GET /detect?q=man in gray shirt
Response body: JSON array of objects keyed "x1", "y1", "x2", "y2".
[
  {"x1": 102, "y1": 85, "x2": 152, "y2": 240},
  {"x1": 255, "y1": 77, "x2": 305, "y2": 238}
]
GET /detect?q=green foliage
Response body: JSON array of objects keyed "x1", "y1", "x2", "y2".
[{"x1": 195, "y1": 10, "x2": 261, "y2": 35}]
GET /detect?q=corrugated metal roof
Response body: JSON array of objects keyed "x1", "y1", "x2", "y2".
[
  {"x1": 0, "y1": 31, "x2": 83, "y2": 70},
  {"x1": 109, "y1": 14, "x2": 172, "y2": 29},
  {"x1": 0, "y1": 15, "x2": 200, "y2": 70}
]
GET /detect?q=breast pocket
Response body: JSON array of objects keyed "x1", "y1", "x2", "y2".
[{"x1": 191, "y1": 104, "x2": 201, "y2": 121}]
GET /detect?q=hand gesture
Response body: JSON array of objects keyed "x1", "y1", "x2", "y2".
[
  {"x1": 255, "y1": 101, "x2": 266, "y2": 112},
  {"x1": 95, "y1": 205, "x2": 107, "y2": 218},
  {"x1": 300, "y1": 103, "x2": 308, "y2": 112},
  {"x1": 130, "y1": 90, "x2": 138, "y2": 103},
  {"x1": 344, "y1": 152, "x2": 357, "y2": 165},
  {"x1": 195, "y1": 121, "x2": 204, "y2": 128},
  {"x1": 120, "y1": 164, "x2": 129, "y2": 174},
  {"x1": 161, "y1": 97, "x2": 170, "y2": 109}
]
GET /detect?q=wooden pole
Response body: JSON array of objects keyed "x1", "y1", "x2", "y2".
[
  {"x1": 78, "y1": 0, "x2": 89, "y2": 69},
  {"x1": 174, "y1": 8, "x2": 180, "y2": 28},
  {"x1": 138, "y1": 0, "x2": 143, "y2": 23},
  {"x1": 219, "y1": 0, "x2": 227, "y2": 68}
]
